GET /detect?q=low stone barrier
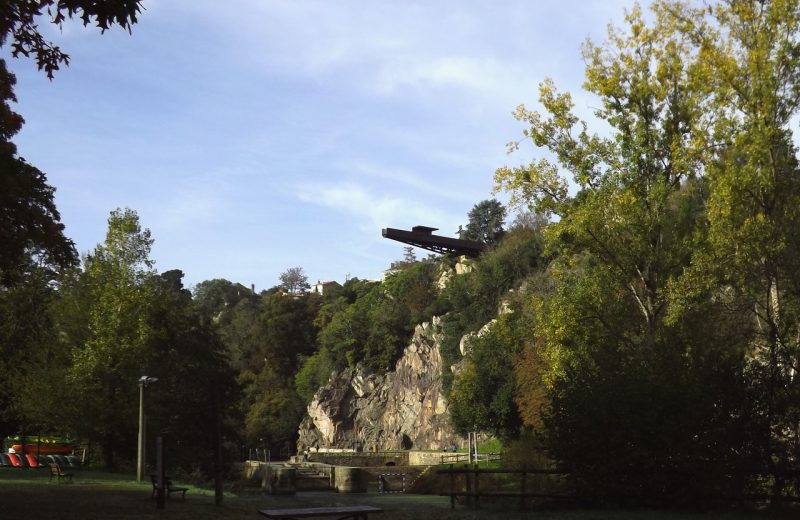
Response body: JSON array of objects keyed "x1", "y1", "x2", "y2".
[
  {"x1": 333, "y1": 466, "x2": 367, "y2": 493},
  {"x1": 305, "y1": 450, "x2": 409, "y2": 467},
  {"x1": 262, "y1": 465, "x2": 297, "y2": 495}
]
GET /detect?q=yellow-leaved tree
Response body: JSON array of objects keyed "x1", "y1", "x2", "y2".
[{"x1": 498, "y1": 0, "x2": 800, "y2": 502}]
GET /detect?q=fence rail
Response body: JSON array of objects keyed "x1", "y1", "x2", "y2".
[
  {"x1": 439, "y1": 452, "x2": 502, "y2": 465},
  {"x1": 438, "y1": 465, "x2": 567, "y2": 510},
  {"x1": 247, "y1": 448, "x2": 271, "y2": 463},
  {"x1": 438, "y1": 465, "x2": 800, "y2": 510}
]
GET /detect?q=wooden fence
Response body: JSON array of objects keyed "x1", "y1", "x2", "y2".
[
  {"x1": 437, "y1": 465, "x2": 800, "y2": 509},
  {"x1": 438, "y1": 452, "x2": 502, "y2": 465},
  {"x1": 437, "y1": 465, "x2": 568, "y2": 509}
]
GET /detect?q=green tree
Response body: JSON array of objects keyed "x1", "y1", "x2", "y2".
[
  {"x1": 296, "y1": 278, "x2": 377, "y2": 401},
  {"x1": 0, "y1": 62, "x2": 75, "y2": 286},
  {"x1": 663, "y1": 0, "x2": 800, "y2": 490},
  {"x1": 494, "y1": 1, "x2": 742, "y2": 501},
  {"x1": 309, "y1": 261, "x2": 441, "y2": 377},
  {"x1": 258, "y1": 291, "x2": 320, "y2": 374},
  {"x1": 0, "y1": 0, "x2": 143, "y2": 279},
  {"x1": 496, "y1": 1, "x2": 707, "y2": 381},
  {"x1": 216, "y1": 296, "x2": 262, "y2": 373},
  {"x1": 317, "y1": 294, "x2": 371, "y2": 368},
  {"x1": 211, "y1": 287, "x2": 321, "y2": 450},
  {"x1": 294, "y1": 346, "x2": 336, "y2": 403},
  {"x1": 463, "y1": 199, "x2": 506, "y2": 246},
  {"x1": 144, "y1": 270, "x2": 240, "y2": 476},
  {"x1": 509, "y1": 211, "x2": 548, "y2": 232},
  {"x1": 279, "y1": 266, "x2": 310, "y2": 294},
  {"x1": 0, "y1": 267, "x2": 65, "y2": 435},
  {"x1": 402, "y1": 246, "x2": 416, "y2": 264},
  {"x1": 436, "y1": 227, "x2": 545, "y2": 392},
  {"x1": 0, "y1": 0, "x2": 142, "y2": 78},
  {"x1": 241, "y1": 364, "x2": 304, "y2": 451},
  {"x1": 193, "y1": 278, "x2": 253, "y2": 321},
  {"x1": 67, "y1": 207, "x2": 155, "y2": 467},
  {"x1": 239, "y1": 292, "x2": 321, "y2": 449},
  {"x1": 389, "y1": 246, "x2": 417, "y2": 270},
  {"x1": 0, "y1": 0, "x2": 145, "y2": 439},
  {"x1": 449, "y1": 309, "x2": 531, "y2": 438}
]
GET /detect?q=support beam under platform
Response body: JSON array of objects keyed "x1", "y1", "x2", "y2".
[{"x1": 382, "y1": 226, "x2": 487, "y2": 258}]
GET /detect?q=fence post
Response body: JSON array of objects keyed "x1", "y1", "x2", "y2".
[
  {"x1": 449, "y1": 464, "x2": 455, "y2": 509},
  {"x1": 465, "y1": 464, "x2": 472, "y2": 507},
  {"x1": 520, "y1": 466, "x2": 527, "y2": 510},
  {"x1": 474, "y1": 465, "x2": 480, "y2": 510}
]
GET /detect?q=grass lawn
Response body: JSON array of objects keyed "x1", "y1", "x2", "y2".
[{"x1": 0, "y1": 467, "x2": 796, "y2": 520}]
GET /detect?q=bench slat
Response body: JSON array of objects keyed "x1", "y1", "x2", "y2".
[{"x1": 259, "y1": 505, "x2": 383, "y2": 519}]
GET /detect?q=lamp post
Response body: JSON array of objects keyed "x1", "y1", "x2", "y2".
[{"x1": 137, "y1": 375, "x2": 158, "y2": 483}]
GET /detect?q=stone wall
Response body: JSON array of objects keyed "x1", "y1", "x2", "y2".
[{"x1": 305, "y1": 451, "x2": 409, "y2": 467}]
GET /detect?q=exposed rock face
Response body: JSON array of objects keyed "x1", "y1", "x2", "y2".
[
  {"x1": 297, "y1": 316, "x2": 458, "y2": 452},
  {"x1": 455, "y1": 256, "x2": 474, "y2": 275},
  {"x1": 459, "y1": 319, "x2": 496, "y2": 356},
  {"x1": 457, "y1": 297, "x2": 514, "y2": 356},
  {"x1": 436, "y1": 265, "x2": 454, "y2": 291}
]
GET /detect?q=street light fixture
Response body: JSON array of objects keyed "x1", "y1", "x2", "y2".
[{"x1": 137, "y1": 376, "x2": 158, "y2": 483}]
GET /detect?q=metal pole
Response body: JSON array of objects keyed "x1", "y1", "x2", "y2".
[
  {"x1": 156, "y1": 435, "x2": 165, "y2": 509},
  {"x1": 143, "y1": 415, "x2": 147, "y2": 473},
  {"x1": 137, "y1": 382, "x2": 145, "y2": 482},
  {"x1": 136, "y1": 376, "x2": 158, "y2": 482}
]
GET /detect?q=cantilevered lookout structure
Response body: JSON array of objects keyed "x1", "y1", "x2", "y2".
[{"x1": 381, "y1": 225, "x2": 487, "y2": 258}]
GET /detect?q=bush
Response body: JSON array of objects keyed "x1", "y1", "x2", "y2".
[{"x1": 437, "y1": 227, "x2": 545, "y2": 393}]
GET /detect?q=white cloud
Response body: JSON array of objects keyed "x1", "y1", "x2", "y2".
[
  {"x1": 296, "y1": 181, "x2": 459, "y2": 233},
  {"x1": 370, "y1": 55, "x2": 542, "y2": 104},
  {"x1": 180, "y1": 1, "x2": 554, "y2": 104},
  {"x1": 337, "y1": 159, "x2": 478, "y2": 202},
  {"x1": 160, "y1": 185, "x2": 228, "y2": 230}
]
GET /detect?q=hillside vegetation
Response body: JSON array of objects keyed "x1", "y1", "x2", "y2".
[{"x1": 3, "y1": 0, "x2": 800, "y2": 508}]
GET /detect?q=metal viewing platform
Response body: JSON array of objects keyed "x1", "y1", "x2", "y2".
[{"x1": 381, "y1": 225, "x2": 487, "y2": 258}]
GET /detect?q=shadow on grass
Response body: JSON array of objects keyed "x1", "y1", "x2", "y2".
[{"x1": 0, "y1": 468, "x2": 796, "y2": 520}]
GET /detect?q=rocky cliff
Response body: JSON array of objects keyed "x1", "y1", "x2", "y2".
[{"x1": 297, "y1": 315, "x2": 459, "y2": 452}]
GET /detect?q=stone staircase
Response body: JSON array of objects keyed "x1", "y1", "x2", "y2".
[
  {"x1": 405, "y1": 465, "x2": 434, "y2": 492},
  {"x1": 293, "y1": 464, "x2": 332, "y2": 491}
]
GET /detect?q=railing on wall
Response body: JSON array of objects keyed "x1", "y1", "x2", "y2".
[
  {"x1": 439, "y1": 452, "x2": 502, "y2": 465},
  {"x1": 247, "y1": 448, "x2": 270, "y2": 463}
]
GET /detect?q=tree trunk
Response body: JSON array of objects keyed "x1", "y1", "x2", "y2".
[{"x1": 104, "y1": 432, "x2": 114, "y2": 469}]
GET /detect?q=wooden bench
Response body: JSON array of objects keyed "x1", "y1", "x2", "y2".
[
  {"x1": 150, "y1": 474, "x2": 188, "y2": 499},
  {"x1": 258, "y1": 505, "x2": 383, "y2": 520},
  {"x1": 49, "y1": 462, "x2": 73, "y2": 483}
]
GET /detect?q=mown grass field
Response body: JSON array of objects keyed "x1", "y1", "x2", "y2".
[{"x1": 0, "y1": 467, "x2": 797, "y2": 520}]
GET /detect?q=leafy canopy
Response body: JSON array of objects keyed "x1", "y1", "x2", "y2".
[
  {"x1": 0, "y1": 0, "x2": 142, "y2": 78},
  {"x1": 463, "y1": 199, "x2": 507, "y2": 246},
  {"x1": 279, "y1": 266, "x2": 310, "y2": 294}
]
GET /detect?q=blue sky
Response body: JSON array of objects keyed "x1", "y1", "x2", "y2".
[{"x1": 7, "y1": 0, "x2": 631, "y2": 290}]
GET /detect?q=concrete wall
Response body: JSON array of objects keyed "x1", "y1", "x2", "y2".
[
  {"x1": 409, "y1": 451, "x2": 459, "y2": 465},
  {"x1": 242, "y1": 461, "x2": 265, "y2": 483},
  {"x1": 305, "y1": 450, "x2": 456, "y2": 467},
  {"x1": 306, "y1": 451, "x2": 409, "y2": 467}
]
